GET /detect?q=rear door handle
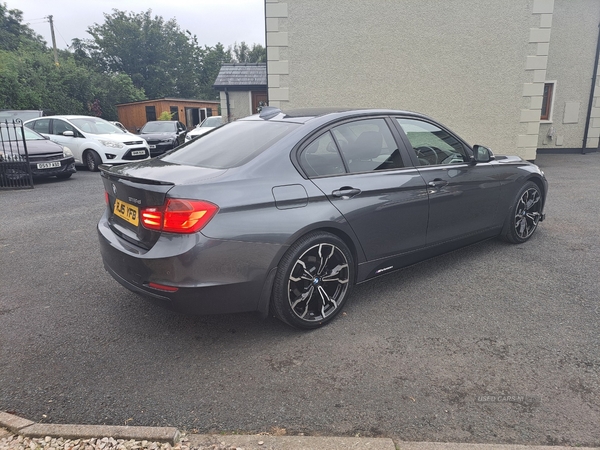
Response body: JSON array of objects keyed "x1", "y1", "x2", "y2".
[{"x1": 332, "y1": 187, "x2": 362, "y2": 199}]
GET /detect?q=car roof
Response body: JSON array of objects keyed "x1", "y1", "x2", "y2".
[
  {"x1": 24, "y1": 115, "x2": 110, "y2": 122},
  {"x1": 241, "y1": 107, "x2": 432, "y2": 124}
]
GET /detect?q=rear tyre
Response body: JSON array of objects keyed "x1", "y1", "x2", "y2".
[
  {"x1": 272, "y1": 232, "x2": 353, "y2": 329},
  {"x1": 501, "y1": 181, "x2": 543, "y2": 244},
  {"x1": 84, "y1": 150, "x2": 102, "y2": 172}
]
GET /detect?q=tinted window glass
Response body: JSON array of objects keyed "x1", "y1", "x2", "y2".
[
  {"x1": 300, "y1": 132, "x2": 346, "y2": 177},
  {"x1": 396, "y1": 118, "x2": 467, "y2": 165},
  {"x1": 53, "y1": 119, "x2": 75, "y2": 135},
  {"x1": 27, "y1": 119, "x2": 50, "y2": 134},
  {"x1": 162, "y1": 121, "x2": 300, "y2": 169},
  {"x1": 332, "y1": 118, "x2": 404, "y2": 173}
]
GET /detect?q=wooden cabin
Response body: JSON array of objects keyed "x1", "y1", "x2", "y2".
[{"x1": 116, "y1": 98, "x2": 220, "y2": 132}]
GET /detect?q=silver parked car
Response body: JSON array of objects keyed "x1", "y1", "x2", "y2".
[
  {"x1": 98, "y1": 108, "x2": 547, "y2": 329},
  {"x1": 25, "y1": 115, "x2": 151, "y2": 171},
  {"x1": 184, "y1": 116, "x2": 224, "y2": 142}
]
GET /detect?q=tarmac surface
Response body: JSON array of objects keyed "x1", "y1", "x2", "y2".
[{"x1": 1, "y1": 152, "x2": 599, "y2": 447}]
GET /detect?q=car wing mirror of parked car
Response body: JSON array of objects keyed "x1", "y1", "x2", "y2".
[
  {"x1": 62, "y1": 131, "x2": 75, "y2": 137},
  {"x1": 471, "y1": 145, "x2": 495, "y2": 164}
]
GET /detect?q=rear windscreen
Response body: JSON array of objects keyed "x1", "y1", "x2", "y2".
[{"x1": 161, "y1": 121, "x2": 300, "y2": 169}]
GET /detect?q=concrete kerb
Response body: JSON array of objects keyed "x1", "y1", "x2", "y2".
[
  {"x1": 0, "y1": 411, "x2": 396, "y2": 449},
  {"x1": 3, "y1": 411, "x2": 600, "y2": 450},
  {"x1": 0, "y1": 411, "x2": 180, "y2": 444}
]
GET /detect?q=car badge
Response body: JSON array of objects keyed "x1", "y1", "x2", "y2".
[{"x1": 112, "y1": 183, "x2": 117, "y2": 195}]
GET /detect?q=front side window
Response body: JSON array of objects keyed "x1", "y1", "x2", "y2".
[
  {"x1": 332, "y1": 118, "x2": 404, "y2": 173},
  {"x1": 396, "y1": 118, "x2": 468, "y2": 166},
  {"x1": 52, "y1": 119, "x2": 75, "y2": 136}
]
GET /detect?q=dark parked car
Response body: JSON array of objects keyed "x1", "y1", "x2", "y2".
[
  {"x1": 0, "y1": 125, "x2": 76, "y2": 183},
  {"x1": 138, "y1": 120, "x2": 187, "y2": 157},
  {"x1": 98, "y1": 108, "x2": 547, "y2": 329}
]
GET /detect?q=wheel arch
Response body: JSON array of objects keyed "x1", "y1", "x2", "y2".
[
  {"x1": 257, "y1": 225, "x2": 362, "y2": 319},
  {"x1": 527, "y1": 175, "x2": 547, "y2": 205}
]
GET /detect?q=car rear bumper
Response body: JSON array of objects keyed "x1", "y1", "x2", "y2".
[{"x1": 97, "y1": 211, "x2": 282, "y2": 315}]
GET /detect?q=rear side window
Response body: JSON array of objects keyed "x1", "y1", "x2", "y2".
[
  {"x1": 27, "y1": 119, "x2": 50, "y2": 134},
  {"x1": 333, "y1": 118, "x2": 404, "y2": 173},
  {"x1": 300, "y1": 132, "x2": 346, "y2": 177},
  {"x1": 162, "y1": 121, "x2": 300, "y2": 169}
]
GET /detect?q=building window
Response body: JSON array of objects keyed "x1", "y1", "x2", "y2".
[
  {"x1": 145, "y1": 106, "x2": 156, "y2": 122},
  {"x1": 541, "y1": 82, "x2": 555, "y2": 121},
  {"x1": 170, "y1": 106, "x2": 179, "y2": 121}
]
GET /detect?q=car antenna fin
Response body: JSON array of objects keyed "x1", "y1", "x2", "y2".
[{"x1": 259, "y1": 106, "x2": 281, "y2": 120}]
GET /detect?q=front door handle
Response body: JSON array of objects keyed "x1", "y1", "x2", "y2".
[
  {"x1": 427, "y1": 179, "x2": 448, "y2": 188},
  {"x1": 332, "y1": 187, "x2": 362, "y2": 199}
]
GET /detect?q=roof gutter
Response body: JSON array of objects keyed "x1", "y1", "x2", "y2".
[{"x1": 582, "y1": 21, "x2": 600, "y2": 154}]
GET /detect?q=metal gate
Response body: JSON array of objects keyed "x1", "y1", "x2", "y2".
[{"x1": 0, "y1": 119, "x2": 34, "y2": 189}]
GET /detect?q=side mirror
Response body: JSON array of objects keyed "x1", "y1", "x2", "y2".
[
  {"x1": 62, "y1": 131, "x2": 75, "y2": 137},
  {"x1": 472, "y1": 145, "x2": 494, "y2": 163}
]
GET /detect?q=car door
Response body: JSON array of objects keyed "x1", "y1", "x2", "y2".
[
  {"x1": 394, "y1": 117, "x2": 503, "y2": 245},
  {"x1": 301, "y1": 117, "x2": 429, "y2": 262},
  {"x1": 48, "y1": 119, "x2": 86, "y2": 164}
]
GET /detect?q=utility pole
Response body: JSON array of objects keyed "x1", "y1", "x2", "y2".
[{"x1": 47, "y1": 15, "x2": 59, "y2": 66}]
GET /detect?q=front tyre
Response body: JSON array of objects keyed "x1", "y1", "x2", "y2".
[
  {"x1": 84, "y1": 150, "x2": 102, "y2": 172},
  {"x1": 272, "y1": 232, "x2": 354, "y2": 329},
  {"x1": 502, "y1": 181, "x2": 543, "y2": 244}
]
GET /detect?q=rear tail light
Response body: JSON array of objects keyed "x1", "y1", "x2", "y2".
[
  {"x1": 147, "y1": 282, "x2": 179, "y2": 292},
  {"x1": 104, "y1": 191, "x2": 109, "y2": 205},
  {"x1": 141, "y1": 199, "x2": 218, "y2": 234}
]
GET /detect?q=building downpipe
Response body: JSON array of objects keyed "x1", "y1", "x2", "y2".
[
  {"x1": 582, "y1": 21, "x2": 600, "y2": 154},
  {"x1": 225, "y1": 88, "x2": 231, "y2": 123}
]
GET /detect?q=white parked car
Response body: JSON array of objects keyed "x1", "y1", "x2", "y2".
[
  {"x1": 184, "y1": 116, "x2": 224, "y2": 142},
  {"x1": 24, "y1": 115, "x2": 151, "y2": 171}
]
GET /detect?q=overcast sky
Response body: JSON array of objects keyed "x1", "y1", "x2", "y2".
[{"x1": 8, "y1": 0, "x2": 266, "y2": 50}]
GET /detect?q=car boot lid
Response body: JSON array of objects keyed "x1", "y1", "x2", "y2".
[{"x1": 100, "y1": 159, "x2": 227, "y2": 186}]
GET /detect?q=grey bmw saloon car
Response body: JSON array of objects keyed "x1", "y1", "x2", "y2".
[{"x1": 98, "y1": 108, "x2": 547, "y2": 329}]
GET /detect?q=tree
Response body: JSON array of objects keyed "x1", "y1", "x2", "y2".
[
  {"x1": 0, "y1": 4, "x2": 263, "y2": 118},
  {"x1": 198, "y1": 43, "x2": 232, "y2": 100},
  {"x1": 230, "y1": 41, "x2": 266, "y2": 63},
  {"x1": 81, "y1": 9, "x2": 204, "y2": 100},
  {"x1": 0, "y1": 3, "x2": 45, "y2": 52}
]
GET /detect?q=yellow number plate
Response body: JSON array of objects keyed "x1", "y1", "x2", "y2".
[{"x1": 114, "y1": 199, "x2": 139, "y2": 226}]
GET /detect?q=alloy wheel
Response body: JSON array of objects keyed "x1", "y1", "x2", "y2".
[
  {"x1": 287, "y1": 242, "x2": 350, "y2": 322},
  {"x1": 514, "y1": 187, "x2": 542, "y2": 240}
]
